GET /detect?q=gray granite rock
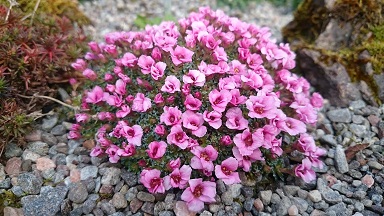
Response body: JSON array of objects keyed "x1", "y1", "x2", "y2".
[
  {"x1": 68, "y1": 182, "x2": 88, "y2": 204},
  {"x1": 82, "y1": 194, "x2": 100, "y2": 214},
  {"x1": 42, "y1": 115, "x2": 58, "y2": 131},
  {"x1": 4, "y1": 143, "x2": 23, "y2": 158},
  {"x1": 101, "y1": 167, "x2": 121, "y2": 185},
  {"x1": 327, "y1": 109, "x2": 352, "y2": 123},
  {"x1": 21, "y1": 186, "x2": 68, "y2": 216},
  {"x1": 27, "y1": 141, "x2": 49, "y2": 155},
  {"x1": 51, "y1": 124, "x2": 67, "y2": 136},
  {"x1": 334, "y1": 145, "x2": 349, "y2": 173},
  {"x1": 81, "y1": 166, "x2": 99, "y2": 180},
  {"x1": 18, "y1": 173, "x2": 43, "y2": 195}
]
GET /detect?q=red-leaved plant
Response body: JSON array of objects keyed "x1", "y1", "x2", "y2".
[{"x1": 70, "y1": 7, "x2": 326, "y2": 212}]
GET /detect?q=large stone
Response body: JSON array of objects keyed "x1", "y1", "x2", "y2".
[
  {"x1": 17, "y1": 173, "x2": 43, "y2": 195},
  {"x1": 283, "y1": 0, "x2": 384, "y2": 106},
  {"x1": 21, "y1": 186, "x2": 68, "y2": 216},
  {"x1": 5, "y1": 157, "x2": 22, "y2": 176},
  {"x1": 68, "y1": 182, "x2": 88, "y2": 203},
  {"x1": 27, "y1": 141, "x2": 49, "y2": 155},
  {"x1": 334, "y1": 145, "x2": 349, "y2": 174},
  {"x1": 101, "y1": 167, "x2": 121, "y2": 185}
]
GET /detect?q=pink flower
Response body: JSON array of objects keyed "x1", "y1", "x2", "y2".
[
  {"x1": 151, "y1": 47, "x2": 162, "y2": 61},
  {"x1": 203, "y1": 110, "x2": 222, "y2": 129},
  {"x1": 68, "y1": 130, "x2": 81, "y2": 140},
  {"x1": 276, "y1": 117, "x2": 307, "y2": 136},
  {"x1": 232, "y1": 146, "x2": 263, "y2": 172},
  {"x1": 184, "y1": 94, "x2": 202, "y2": 111},
  {"x1": 218, "y1": 77, "x2": 237, "y2": 90},
  {"x1": 120, "y1": 125, "x2": 143, "y2": 146},
  {"x1": 104, "y1": 73, "x2": 113, "y2": 82},
  {"x1": 241, "y1": 70, "x2": 263, "y2": 90},
  {"x1": 154, "y1": 93, "x2": 165, "y2": 104},
  {"x1": 182, "y1": 111, "x2": 207, "y2": 137},
  {"x1": 136, "y1": 78, "x2": 153, "y2": 91},
  {"x1": 233, "y1": 129, "x2": 263, "y2": 156},
  {"x1": 138, "y1": 55, "x2": 155, "y2": 74},
  {"x1": 82, "y1": 68, "x2": 97, "y2": 80},
  {"x1": 121, "y1": 52, "x2": 138, "y2": 68},
  {"x1": 140, "y1": 169, "x2": 165, "y2": 194},
  {"x1": 164, "y1": 165, "x2": 192, "y2": 189},
  {"x1": 160, "y1": 106, "x2": 182, "y2": 126},
  {"x1": 88, "y1": 41, "x2": 101, "y2": 53},
  {"x1": 225, "y1": 107, "x2": 248, "y2": 130},
  {"x1": 190, "y1": 145, "x2": 218, "y2": 174},
  {"x1": 150, "y1": 62, "x2": 166, "y2": 80},
  {"x1": 229, "y1": 89, "x2": 247, "y2": 106},
  {"x1": 295, "y1": 158, "x2": 316, "y2": 183},
  {"x1": 167, "y1": 158, "x2": 181, "y2": 171},
  {"x1": 246, "y1": 95, "x2": 280, "y2": 119},
  {"x1": 85, "y1": 86, "x2": 104, "y2": 104},
  {"x1": 132, "y1": 93, "x2": 151, "y2": 112},
  {"x1": 182, "y1": 84, "x2": 191, "y2": 96},
  {"x1": 229, "y1": 60, "x2": 246, "y2": 75},
  {"x1": 215, "y1": 157, "x2": 241, "y2": 185},
  {"x1": 116, "y1": 105, "x2": 131, "y2": 118},
  {"x1": 167, "y1": 125, "x2": 189, "y2": 149},
  {"x1": 115, "y1": 79, "x2": 126, "y2": 95},
  {"x1": 170, "y1": 45, "x2": 194, "y2": 66},
  {"x1": 306, "y1": 146, "x2": 327, "y2": 169},
  {"x1": 103, "y1": 44, "x2": 118, "y2": 57},
  {"x1": 75, "y1": 113, "x2": 89, "y2": 123},
  {"x1": 246, "y1": 53, "x2": 263, "y2": 70},
  {"x1": 181, "y1": 178, "x2": 216, "y2": 212},
  {"x1": 270, "y1": 138, "x2": 283, "y2": 156},
  {"x1": 310, "y1": 92, "x2": 323, "y2": 109},
  {"x1": 106, "y1": 145, "x2": 120, "y2": 163},
  {"x1": 296, "y1": 104, "x2": 318, "y2": 124},
  {"x1": 117, "y1": 142, "x2": 136, "y2": 157},
  {"x1": 213, "y1": 46, "x2": 228, "y2": 62},
  {"x1": 71, "y1": 59, "x2": 87, "y2": 71},
  {"x1": 183, "y1": 70, "x2": 206, "y2": 87},
  {"x1": 161, "y1": 75, "x2": 181, "y2": 93},
  {"x1": 146, "y1": 141, "x2": 167, "y2": 159},
  {"x1": 154, "y1": 124, "x2": 166, "y2": 136},
  {"x1": 220, "y1": 135, "x2": 233, "y2": 146},
  {"x1": 209, "y1": 89, "x2": 231, "y2": 113},
  {"x1": 90, "y1": 145, "x2": 104, "y2": 157}
]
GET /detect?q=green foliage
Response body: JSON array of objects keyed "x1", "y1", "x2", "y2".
[
  {"x1": 0, "y1": 0, "x2": 91, "y2": 26},
  {"x1": 0, "y1": 4, "x2": 89, "y2": 155},
  {"x1": 134, "y1": 13, "x2": 177, "y2": 29},
  {"x1": 0, "y1": 190, "x2": 22, "y2": 213}
]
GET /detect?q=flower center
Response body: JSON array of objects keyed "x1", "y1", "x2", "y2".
[
  {"x1": 171, "y1": 174, "x2": 181, "y2": 184},
  {"x1": 200, "y1": 152, "x2": 210, "y2": 161},
  {"x1": 193, "y1": 184, "x2": 203, "y2": 197},
  {"x1": 234, "y1": 68, "x2": 239, "y2": 73},
  {"x1": 170, "y1": 116, "x2": 175, "y2": 122},
  {"x1": 127, "y1": 129, "x2": 135, "y2": 137},
  {"x1": 175, "y1": 132, "x2": 184, "y2": 141},
  {"x1": 150, "y1": 177, "x2": 161, "y2": 188},
  {"x1": 255, "y1": 107, "x2": 264, "y2": 114},
  {"x1": 221, "y1": 166, "x2": 232, "y2": 175},
  {"x1": 245, "y1": 135, "x2": 253, "y2": 146}
]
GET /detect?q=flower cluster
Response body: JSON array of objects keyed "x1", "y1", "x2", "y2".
[{"x1": 70, "y1": 7, "x2": 326, "y2": 212}]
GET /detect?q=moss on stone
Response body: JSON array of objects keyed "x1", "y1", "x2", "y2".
[{"x1": 283, "y1": 0, "x2": 384, "y2": 105}]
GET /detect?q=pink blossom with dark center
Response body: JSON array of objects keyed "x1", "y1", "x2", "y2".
[
  {"x1": 166, "y1": 125, "x2": 189, "y2": 149},
  {"x1": 310, "y1": 92, "x2": 324, "y2": 109},
  {"x1": 203, "y1": 110, "x2": 222, "y2": 129},
  {"x1": 229, "y1": 60, "x2": 247, "y2": 75},
  {"x1": 225, "y1": 107, "x2": 248, "y2": 130},
  {"x1": 213, "y1": 46, "x2": 228, "y2": 62},
  {"x1": 209, "y1": 89, "x2": 231, "y2": 113},
  {"x1": 184, "y1": 94, "x2": 202, "y2": 111},
  {"x1": 90, "y1": 145, "x2": 104, "y2": 157},
  {"x1": 115, "y1": 79, "x2": 126, "y2": 95},
  {"x1": 170, "y1": 45, "x2": 194, "y2": 66},
  {"x1": 229, "y1": 89, "x2": 247, "y2": 106},
  {"x1": 183, "y1": 70, "x2": 206, "y2": 87},
  {"x1": 71, "y1": 59, "x2": 87, "y2": 71},
  {"x1": 276, "y1": 117, "x2": 307, "y2": 136},
  {"x1": 295, "y1": 158, "x2": 316, "y2": 183},
  {"x1": 117, "y1": 142, "x2": 136, "y2": 157},
  {"x1": 190, "y1": 145, "x2": 218, "y2": 173},
  {"x1": 154, "y1": 124, "x2": 166, "y2": 136},
  {"x1": 220, "y1": 135, "x2": 233, "y2": 146},
  {"x1": 82, "y1": 68, "x2": 97, "y2": 80},
  {"x1": 246, "y1": 95, "x2": 280, "y2": 119},
  {"x1": 161, "y1": 75, "x2": 181, "y2": 93},
  {"x1": 106, "y1": 145, "x2": 120, "y2": 163},
  {"x1": 85, "y1": 86, "x2": 104, "y2": 104},
  {"x1": 233, "y1": 129, "x2": 263, "y2": 156},
  {"x1": 150, "y1": 62, "x2": 166, "y2": 80},
  {"x1": 160, "y1": 106, "x2": 182, "y2": 126},
  {"x1": 181, "y1": 178, "x2": 216, "y2": 212},
  {"x1": 154, "y1": 93, "x2": 165, "y2": 104},
  {"x1": 167, "y1": 158, "x2": 181, "y2": 171},
  {"x1": 120, "y1": 125, "x2": 143, "y2": 146},
  {"x1": 164, "y1": 165, "x2": 192, "y2": 189},
  {"x1": 146, "y1": 141, "x2": 167, "y2": 159},
  {"x1": 232, "y1": 146, "x2": 263, "y2": 172},
  {"x1": 121, "y1": 52, "x2": 138, "y2": 68},
  {"x1": 214, "y1": 157, "x2": 241, "y2": 185},
  {"x1": 140, "y1": 169, "x2": 165, "y2": 194},
  {"x1": 132, "y1": 93, "x2": 151, "y2": 112},
  {"x1": 116, "y1": 104, "x2": 131, "y2": 118},
  {"x1": 138, "y1": 55, "x2": 155, "y2": 74},
  {"x1": 75, "y1": 113, "x2": 89, "y2": 123},
  {"x1": 182, "y1": 111, "x2": 207, "y2": 137}
]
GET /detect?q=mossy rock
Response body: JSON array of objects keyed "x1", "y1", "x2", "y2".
[
  {"x1": 283, "y1": 0, "x2": 384, "y2": 106},
  {"x1": 0, "y1": 0, "x2": 91, "y2": 26}
]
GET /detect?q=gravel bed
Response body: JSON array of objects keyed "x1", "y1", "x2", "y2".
[{"x1": 2, "y1": 1, "x2": 384, "y2": 216}]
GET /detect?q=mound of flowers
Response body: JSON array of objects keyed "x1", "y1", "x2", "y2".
[{"x1": 70, "y1": 6, "x2": 326, "y2": 212}]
